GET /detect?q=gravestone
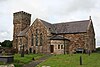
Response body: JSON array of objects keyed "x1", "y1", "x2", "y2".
[
  {"x1": 33, "y1": 50, "x2": 36, "y2": 54},
  {"x1": 21, "y1": 45, "x2": 24, "y2": 57},
  {"x1": 25, "y1": 49, "x2": 28, "y2": 54},
  {"x1": 0, "y1": 56, "x2": 14, "y2": 63}
]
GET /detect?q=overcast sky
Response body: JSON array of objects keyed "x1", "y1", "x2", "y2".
[{"x1": 0, "y1": 0, "x2": 100, "y2": 47}]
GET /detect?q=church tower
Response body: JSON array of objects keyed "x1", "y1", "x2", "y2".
[{"x1": 13, "y1": 11, "x2": 31, "y2": 50}]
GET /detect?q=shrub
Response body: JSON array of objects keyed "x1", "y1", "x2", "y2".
[{"x1": 96, "y1": 47, "x2": 100, "y2": 52}]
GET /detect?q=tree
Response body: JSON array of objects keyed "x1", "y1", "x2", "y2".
[
  {"x1": 0, "y1": 42, "x2": 1, "y2": 47},
  {"x1": 1, "y1": 40, "x2": 12, "y2": 48},
  {"x1": 96, "y1": 47, "x2": 100, "y2": 52}
]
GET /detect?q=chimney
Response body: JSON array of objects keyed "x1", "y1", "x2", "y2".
[{"x1": 89, "y1": 16, "x2": 91, "y2": 20}]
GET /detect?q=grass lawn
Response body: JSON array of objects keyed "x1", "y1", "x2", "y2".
[
  {"x1": 14, "y1": 53, "x2": 44, "y2": 67},
  {"x1": 37, "y1": 53, "x2": 100, "y2": 67}
]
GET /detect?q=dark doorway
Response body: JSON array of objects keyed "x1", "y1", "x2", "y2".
[
  {"x1": 29, "y1": 48, "x2": 32, "y2": 53},
  {"x1": 50, "y1": 45, "x2": 54, "y2": 53},
  {"x1": 33, "y1": 50, "x2": 36, "y2": 54}
]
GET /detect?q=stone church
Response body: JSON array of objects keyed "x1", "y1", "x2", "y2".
[{"x1": 13, "y1": 11, "x2": 95, "y2": 54}]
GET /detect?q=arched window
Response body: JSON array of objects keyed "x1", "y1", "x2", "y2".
[
  {"x1": 36, "y1": 29, "x2": 38, "y2": 46},
  {"x1": 58, "y1": 45, "x2": 60, "y2": 49},
  {"x1": 31, "y1": 34, "x2": 34, "y2": 46},
  {"x1": 61, "y1": 45, "x2": 63, "y2": 49},
  {"x1": 40, "y1": 33, "x2": 43, "y2": 46}
]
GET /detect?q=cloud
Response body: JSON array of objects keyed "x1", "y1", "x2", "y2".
[
  {"x1": 66, "y1": 0, "x2": 96, "y2": 13},
  {"x1": 0, "y1": 31, "x2": 12, "y2": 42},
  {"x1": 0, "y1": 0, "x2": 8, "y2": 2},
  {"x1": 0, "y1": 31, "x2": 8, "y2": 37}
]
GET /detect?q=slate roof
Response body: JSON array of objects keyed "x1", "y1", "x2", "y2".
[
  {"x1": 17, "y1": 19, "x2": 91, "y2": 37},
  {"x1": 39, "y1": 19, "x2": 90, "y2": 34},
  {"x1": 39, "y1": 19, "x2": 55, "y2": 33},
  {"x1": 53, "y1": 20, "x2": 90, "y2": 34},
  {"x1": 50, "y1": 35, "x2": 70, "y2": 40},
  {"x1": 17, "y1": 26, "x2": 30, "y2": 37}
]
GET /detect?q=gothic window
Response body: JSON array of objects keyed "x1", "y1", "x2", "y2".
[
  {"x1": 40, "y1": 33, "x2": 43, "y2": 46},
  {"x1": 36, "y1": 29, "x2": 38, "y2": 46},
  {"x1": 31, "y1": 34, "x2": 34, "y2": 46}
]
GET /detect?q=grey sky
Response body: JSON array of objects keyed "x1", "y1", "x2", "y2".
[{"x1": 0, "y1": 0, "x2": 100, "y2": 47}]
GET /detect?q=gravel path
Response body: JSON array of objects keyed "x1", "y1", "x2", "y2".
[{"x1": 22, "y1": 54, "x2": 52, "y2": 67}]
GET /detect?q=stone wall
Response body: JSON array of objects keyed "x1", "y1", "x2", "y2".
[
  {"x1": 62, "y1": 21, "x2": 95, "y2": 53},
  {"x1": 26, "y1": 19, "x2": 51, "y2": 54},
  {"x1": 64, "y1": 33, "x2": 87, "y2": 53},
  {"x1": 13, "y1": 11, "x2": 31, "y2": 51},
  {"x1": 17, "y1": 37, "x2": 28, "y2": 53},
  {"x1": 87, "y1": 21, "x2": 95, "y2": 52}
]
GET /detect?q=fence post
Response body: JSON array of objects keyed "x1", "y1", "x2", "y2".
[{"x1": 80, "y1": 56, "x2": 82, "y2": 65}]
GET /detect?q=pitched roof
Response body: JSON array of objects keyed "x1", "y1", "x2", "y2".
[
  {"x1": 17, "y1": 19, "x2": 91, "y2": 37},
  {"x1": 40, "y1": 19, "x2": 90, "y2": 34},
  {"x1": 53, "y1": 20, "x2": 90, "y2": 34},
  {"x1": 50, "y1": 35, "x2": 69, "y2": 40},
  {"x1": 39, "y1": 19, "x2": 55, "y2": 33},
  {"x1": 17, "y1": 26, "x2": 30, "y2": 37}
]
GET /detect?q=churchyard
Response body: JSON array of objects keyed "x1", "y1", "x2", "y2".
[
  {"x1": 0, "y1": 52, "x2": 99, "y2": 67},
  {"x1": 37, "y1": 53, "x2": 100, "y2": 67},
  {"x1": 0, "y1": 53, "x2": 44, "y2": 67},
  {"x1": 0, "y1": 45, "x2": 100, "y2": 67}
]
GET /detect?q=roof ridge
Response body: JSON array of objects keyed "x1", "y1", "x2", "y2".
[
  {"x1": 17, "y1": 26, "x2": 30, "y2": 37},
  {"x1": 38, "y1": 19, "x2": 52, "y2": 24},
  {"x1": 50, "y1": 35, "x2": 69, "y2": 40},
  {"x1": 53, "y1": 20, "x2": 90, "y2": 25}
]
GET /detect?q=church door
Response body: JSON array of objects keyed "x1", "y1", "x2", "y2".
[{"x1": 50, "y1": 45, "x2": 54, "y2": 53}]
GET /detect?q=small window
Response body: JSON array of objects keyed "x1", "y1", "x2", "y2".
[
  {"x1": 61, "y1": 45, "x2": 63, "y2": 49},
  {"x1": 58, "y1": 45, "x2": 60, "y2": 49}
]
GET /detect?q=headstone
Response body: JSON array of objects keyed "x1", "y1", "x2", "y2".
[
  {"x1": 25, "y1": 49, "x2": 28, "y2": 54},
  {"x1": 0, "y1": 56, "x2": 14, "y2": 63},
  {"x1": 32, "y1": 57, "x2": 35, "y2": 61},
  {"x1": 21, "y1": 45, "x2": 24, "y2": 57}
]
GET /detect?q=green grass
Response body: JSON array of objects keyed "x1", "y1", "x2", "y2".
[
  {"x1": 13, "y1": 53, "x2": 44, "y2": 67},
  {"x1": 37, "y1": 53, "x2": 100, "y2": 67},
  {"x1": 0, "y1": 61, "x2": 5, "y2": 65}
]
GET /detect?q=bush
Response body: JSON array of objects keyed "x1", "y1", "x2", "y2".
[
  {"x1": 1, "y1": 40, "x2": 12, "y2": 48},
  {"x1": 96, "y1": 47, "x2": 100, "y2": 52},
  {"x1": 0, "y1": 61, "x2": 5, "y2": 65}
]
